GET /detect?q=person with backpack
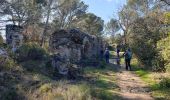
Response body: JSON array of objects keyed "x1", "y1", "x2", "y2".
[
  {"x1": 124, "y1": 48, "x2": 132, "y2": 70},
  {"x1": 104, "y1": 48, "x2": 110, "y2": 63}
]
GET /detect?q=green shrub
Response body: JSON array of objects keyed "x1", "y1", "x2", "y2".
[
  {"x1": 107, "y1": 46, "x2": 114, "y2": 51},
  {"x1": 0, "y1": 56, "x2": 16, "y2": 71},
  {"x1": 17, "y1": 43, "x2": 47, "y2": 62},
  {"x1": 159, "y1": 78, "x2": 170, "y2": 88},
  {"x1": 129, "y1": 17, "x2": 163, "y2": 71},
  {"x1": 157, "y1": 34, "x2": 170, "y2": 72},
  {"x1": 21, "y1": 60, "x2": 46, "y2": 72},
  {"x1": 130, "y1": 39, "x2": 157, "y2": 68},
  {"x1": 100, "y1": 60, "x2": 106, "y2": 69},
  {"x1": 0, "y1": 35, "x2": 3, "y2": 45},
  {"x1": 152, "y1": 59, "x2": 166, "y2": 72},
  {"x1": 1, "y1": 89, "x2": 24, "y2": 100}
]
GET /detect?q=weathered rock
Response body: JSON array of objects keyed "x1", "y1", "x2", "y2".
[
  {"x1": 50, "y1": 28, "x2": 105, "y2": 77},
  {"x1": 0, "y1": 48, "x2": 7, "y2": 57},
  {"x1": 50, "y1": 29, "x2": 104, "y2": 60},
  {"x1": 6, "y1": 24, "x2": 23, "y2": 52}
]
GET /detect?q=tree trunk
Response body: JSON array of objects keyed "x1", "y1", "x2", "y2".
[
  {"x1": 124, "y1": 31, "x2": 127, "y2": 45},
  {"x1": 40, "y1": 0, "x2": 53, "y2": 47}
]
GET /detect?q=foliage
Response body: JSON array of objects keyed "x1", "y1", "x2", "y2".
[
  {"x1": 129, "y1": 16, "x2": 164, "y2": 70},
  {"x1": 108, "y1": 0, "x2": 169, "y2": 72},
  {"x1": 21, "y1": 60, "x2": 45, "y2": 72},
  {"x1": 157, "y1": 34, "x2": 170, "y2": 72},
  {"x1": 0, "y1": 0, "x2": 44, "y2": 25},
  {"x1": 17, "y1": 43, "x2": 48, "y2": 62},
  {"x1": 52, "y1": 0, "x2": 88, "y2": 29},
  {"x1": 164, "y1": 12, "x2": 170, "y2": 24},
  {"x1": 105, "y1": 18, "x2": 120, "y2": 35},
  {"x1": 99, "y1": 60, "x2": 107, "y2": 69},
  {"x1": 1, "y1": 88, "x2": 24, "y2": 100},
  {"x1": 0, "y1": 35, "x2": 3, "y2": 45},
  {"x1": 0, "y1": 56, "x2": 16, "y2": 71},
  {"x1": 73, "y1": 13, "x2": 104, "y2": 36},
  {"x1": 159, "y1": 77, "x2": 170, "y2": 88},
  {"x1": 151, "y1": 56, "x2": 165, "y2": 72},
  {"x1": 117, "y1": 3, "x2": 139, "y2": 44}
]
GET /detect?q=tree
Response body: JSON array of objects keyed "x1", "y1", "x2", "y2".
[
  {"x1": 118, "y1": 5, "x2": 138, "y2": 45},
  {"x1": 0, "y1": 0, "x2": 45, "y2": 25},
  {"x1": 0, "y1": 0, "x2": 46, "y2": 45},
  {"x1": 105, "y1": 18, "x2": 120, "y2": 36},
  {"x1": 52, "y1": 0, "x2": 88, "y2": 29},
  {"x1": 109, "y1": 0, "x2": 169, "y2": 71},
  {"x1": 73, "y1": 13, "x2": 104, "y2": 36},
  {"x1": 40, "y1": 0, "x2": 53, "y2": 47},
  {"x1": 110, "y1": 34, "x2": 123, "y2": 45},
  {"x1": 160, "y1": 0, "x2": 170, "y2": 5},
  {"x1": 129, "y1": 16, "x2": 163, "y2": 66}
]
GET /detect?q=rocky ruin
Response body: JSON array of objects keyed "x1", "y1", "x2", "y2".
[
  {"x1": 50, "y1": 29, "x2": 105, "y2": 76},
  {"x1": 6, "y1": 25, "x2": 23, "y2": 51}
]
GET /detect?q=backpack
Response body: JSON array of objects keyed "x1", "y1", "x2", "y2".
[{"x1": 125, "y1": 51, "x2": 132, "y2": 59}]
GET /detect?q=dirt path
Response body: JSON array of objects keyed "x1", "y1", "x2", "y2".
[{"x1": 110, "y1": 59, "x2": 154, "y2": 100}]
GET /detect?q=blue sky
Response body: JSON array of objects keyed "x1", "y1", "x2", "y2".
[{"x1": 82, "y1": 0, "x2": 126, "y2": 23}]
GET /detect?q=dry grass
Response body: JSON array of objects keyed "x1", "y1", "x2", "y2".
[{"x1": 28, "y1": 80, "x2": 91, "y2": 100}]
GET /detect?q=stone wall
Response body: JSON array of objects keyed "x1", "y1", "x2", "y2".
[
  {"x1": 50, "y1": 29, "x2": 104, "y2": 62},
  {"x1": 6, "y1": 25, "x2": 23, "y2": 50},
  {"x1": 50, "y1": 29, "x2": 105, "y2": 75}
]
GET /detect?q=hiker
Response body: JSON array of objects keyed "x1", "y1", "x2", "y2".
[
  {"x1": 104, "y1": 48, "x2": 110, "y2": 63},
  {"x1": 124, "y1": 48, "x2": 132, "y2": 70},
  {"x1": 116, "y1": 45, "x2": 120, "y2": 57},
  {"x1": 116, "y1": 57, "x2": 120, "y2": 65}
]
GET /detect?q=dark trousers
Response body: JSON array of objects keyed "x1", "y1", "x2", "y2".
[
  {"x1": 125, "y1": 59, "x2": 131, "y2": 70},
  {"x1": 105, "y1": 56, "x2": 109, "y2": 63},
  {"x1": 117, "y1": 51, "x2": 120, "y2": 57}
]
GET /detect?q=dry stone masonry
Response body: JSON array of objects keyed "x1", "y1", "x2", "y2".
[
  {"x1": 4, "y1": 25, "x2": 106, "y2": 78},
  {"x1": 50, "y1": 29, "x2": 105, "y2": 76},
  {"x1": 6, "y1": 25, "x2": 23, "y2": 51}
]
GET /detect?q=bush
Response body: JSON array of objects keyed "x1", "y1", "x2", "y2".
[
  {"x1": 17, "y1": 43, "x2": 47, "y2": 62},
  {"x1": 159, "y1": 78, "x2": 170, "y2": 88},
  {"x1": 0, "y1": 56, "x2": 16, "y2": 71},
  {"x1": 1, "y1": 88, "x2": 24, "y2": 100},
  {"x1": 0, "y1": 35, "x2": 3, "y2": 45},
  {"x1": 130, "y1": 39, "x2": 157, "y2": 68},
  {"x1": 107, "y1": 46, "x2": 114, "y2": 51},
  {"x1": 152, "y1": 56, "x2": 166, "y2": 72},
  {"x1": 157, "y1": 34, "x2": 170, "y2": 72},
  {"x1": 21, "y1": 60, "x2": 42, "y2": 71},
  {"x1": 100, "y1": 60, "x2": 106, "y2": 69},
  {"x1": 129, "y1": 17, "x2": 163, "y2": 70}
]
